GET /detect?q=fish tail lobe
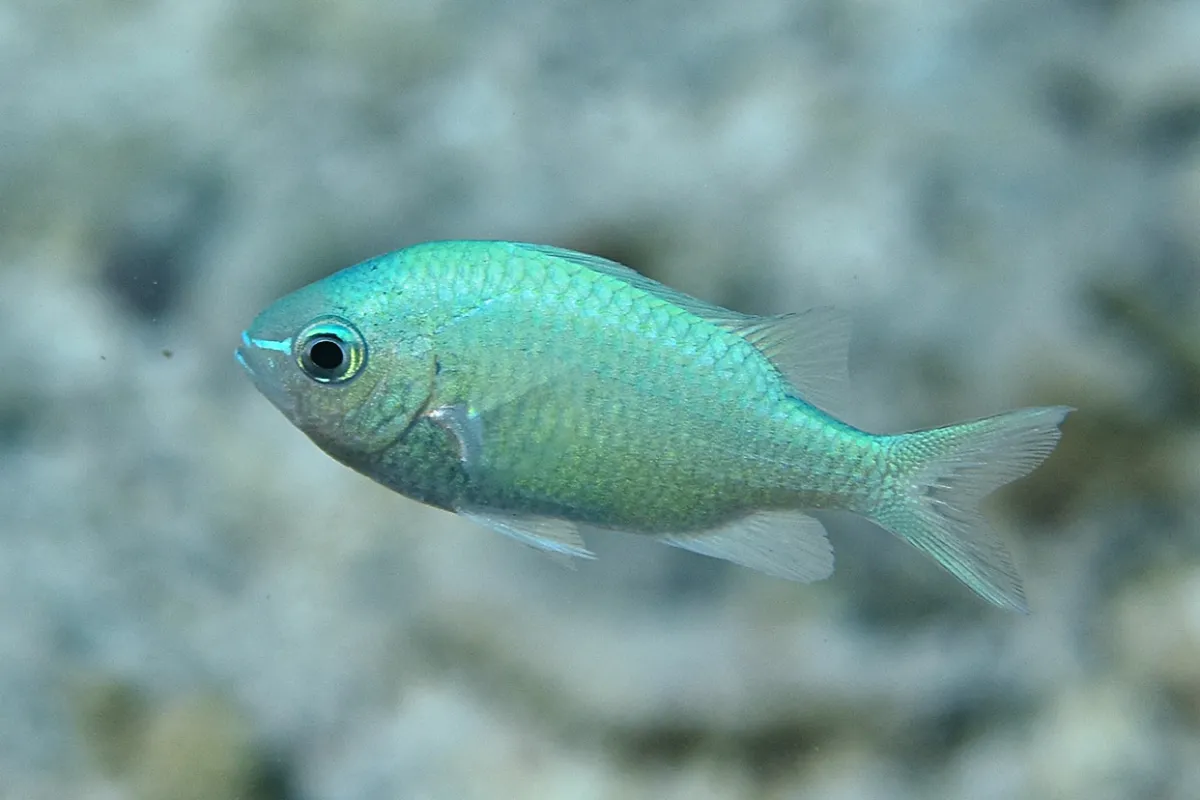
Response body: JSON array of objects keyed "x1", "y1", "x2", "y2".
[{"x1": 870, "y1": 405, "x2": 1072, "y2": 612}]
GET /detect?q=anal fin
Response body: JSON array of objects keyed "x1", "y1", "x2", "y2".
[{"x1": 659, "y1": 509, "x2": 834, "y2": 583}]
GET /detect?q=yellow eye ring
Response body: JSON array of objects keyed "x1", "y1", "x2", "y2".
[{"x1": 294, "y1": 316, "x2": 367, "y2": 384}]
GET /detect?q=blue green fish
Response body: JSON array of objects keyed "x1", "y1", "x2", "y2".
[{"x1": 237, "y1": 240, "x2": 1070, "y2": 611}]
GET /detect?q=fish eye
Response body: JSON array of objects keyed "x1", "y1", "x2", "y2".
[{"x1": 295, "y1": 317, "x2": 367, "y2": 384}]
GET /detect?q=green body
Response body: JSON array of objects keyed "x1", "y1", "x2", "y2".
[
  {"x1": 358, "y1": 242, "x2": 883, "y2": 530},
  {"x1": 238, "y1": 240, "x2": 1069, "y2": 611}
]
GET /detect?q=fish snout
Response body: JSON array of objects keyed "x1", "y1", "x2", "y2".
[
  {"x1": 235, "y1": 329, "x2": 298, "y2": 415},
  {"x1": 235, "y1": 330, "x2": 255, "y2": 375}
]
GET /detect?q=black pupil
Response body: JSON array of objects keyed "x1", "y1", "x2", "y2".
[{"x1": 309, "y1": 338, "x2": 345, "y2": 371}]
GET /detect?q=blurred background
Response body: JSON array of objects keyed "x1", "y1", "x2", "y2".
[{"x1": 2, "y1": 0, "x2": 1199, "y2": 797}]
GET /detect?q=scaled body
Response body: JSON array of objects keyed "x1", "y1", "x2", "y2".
[{"x1": 237, "y1": 241, "x2": 1069, "y2": 611}]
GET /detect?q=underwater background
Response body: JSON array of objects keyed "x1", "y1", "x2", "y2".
[{"x1": 2, "y1": 0, "x2": 1199, "y2": 797}]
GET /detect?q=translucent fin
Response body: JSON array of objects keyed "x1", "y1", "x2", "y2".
[
  {"x1": 873, "y1": 406, "x2": 1073, "y2": 613},
  {"x1": 425, "y1": 404, "x2": 483, "y2": 466},
  {"x1": 459, "y1": 508, "x2": 595, "y2": 561},
  {"x1": 426, "y1": 373, "x2": 572, "y2": 481},
  {"x1": 729, "y1": 307, "x2": 852, "y2": 415},
  {"x1": 517, "y1": 245, "x2": 852, "y2": 415},
  {"x1": 659, "y1": 509, "x2": 834, "y2": 582},
  {"x1": 514, "y1": 243, "x2": 754, "y2": 327},
  {"x1": 440, "y1": 382, "x2": 584, "y2": 494}
]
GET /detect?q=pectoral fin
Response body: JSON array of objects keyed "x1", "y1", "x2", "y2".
[
  {"x1": 658, "y1": 509, "x2": 834, "y2": 582},
  {"x1": 428, "y1": 381, "x2": 580, "y2": 488},
  {"x1": 426, "y1": 404, "x2": 484, "y2": 466}
]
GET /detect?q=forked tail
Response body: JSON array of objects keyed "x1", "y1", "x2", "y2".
[{"x1": 872, "y1": 406, "x2": 1072, "y2": 612}]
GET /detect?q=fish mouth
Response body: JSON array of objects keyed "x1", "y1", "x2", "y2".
[
  {"x1": 235, "y1": 330, "x2": 260, "y2": 377},
  {"x1": 235, "y1": 329, "x2": 297, "y2": 416},
  {"x1": 235, "y1": 335, "x2": 252, "y2": 375}
]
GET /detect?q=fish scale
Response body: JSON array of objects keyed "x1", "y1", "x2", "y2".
[{"x1": 237, "y1": 240, "x2": 1070, "y2": 610}]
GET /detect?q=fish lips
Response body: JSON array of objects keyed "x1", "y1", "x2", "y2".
[{"x1": 236, "y1": 330, "x2": 298, "y2": 416}]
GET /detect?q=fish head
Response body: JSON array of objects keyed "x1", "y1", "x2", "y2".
[{"x1": 236, "y1": 257, "x2": 435, "y2": 461}]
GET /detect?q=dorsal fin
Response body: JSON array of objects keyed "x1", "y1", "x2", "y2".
[
  {"x1": 514, "y1": 243, "x2": 754, "y2": 326},
  {"x1": 729, "y1": 307, "x2": 852, "y2": 416},
  {"x1": 516, "y1": 244, "x2": 851, "y2": 416}
]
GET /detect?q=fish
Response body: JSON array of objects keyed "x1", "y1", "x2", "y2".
[{"x1": 236, "y1": 240, "x2": 1070, "y2": 611}]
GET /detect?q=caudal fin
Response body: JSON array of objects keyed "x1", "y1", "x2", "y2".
[{"x1": 872, "y1": 406, "x2": 1072, "y2": 612}]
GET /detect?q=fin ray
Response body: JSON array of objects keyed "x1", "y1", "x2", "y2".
[
  {"x1": 514, "y1": 243, "x2": 754, "y2": 326},
  {"x1": 518, "y1": 245, "x2": 852, "y2": 416},
  {"x1": 426, "y1": 404, "x2": 484, "y2": 466},
  {"x1": 459, "y1": 508, "x2": 595, "y2": 561},
  {"x1": 874, "y1": 405, "x2": 1073, "y2": 612},
  {"x1": 659, "y1": 509, "x2": 834, "y2": 582},
  {"x1": 729, "y1": 307, "x2": 852, "y2": 415}
]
